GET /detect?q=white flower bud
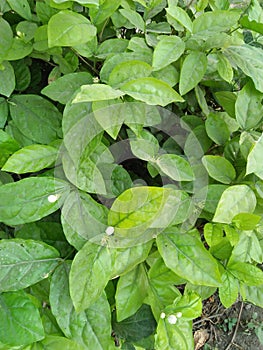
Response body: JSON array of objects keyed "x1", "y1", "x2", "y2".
[
  {"x1": 105, "y1": 226, "x2": 115, "y2": 236},
  {"x1": 160, "y1": 312, "x2": 166, "y2": 319},
  {"x1": 48, "y1": 194, "x2": 59, "y2": 203},
  {"x1": 167, "y1": 315, "x2": 177, "y2": 324},
  {"x1": 176, "y1": 312, "x2": 182, "y2": 318}
]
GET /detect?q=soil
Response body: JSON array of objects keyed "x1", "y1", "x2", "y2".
[{"x1": 193, "y1": 294, "x2": 263, "y2": 350}]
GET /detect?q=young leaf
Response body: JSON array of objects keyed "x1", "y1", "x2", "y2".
[
  {"x1": 116, "y1": 264, "x2": 148, "y2": 321},
  {"x1": 216, "y1": 52, "x2": 233, "y2": 83},
  {"x1": 213, "y1": 185, "x2": 257, "y2": 224},
  {"x1": 235, "y1": 80, "x2": 263, "y2": 130},
  {"x1": 2, "y1": 145, "x2": 57, "y2": 174},
  {"x1": 225, "y1": 45, "x2": 263, "y2": 93},
  {"x1": 156, "y1": 228, "x2": 222, "y2": 287},
  {"x1": 0, "y1": 291, "x2": 44, "y2": 346},
  {"x1": 155, "y1": 154, "x2": 194, "y2": 182},
  {"x1": 166, "y1": 6, "x2": 193, "y2": 33},
  {"x1": 0, "y1": 61, "x2": 15, "y2": 97},
  {"x1": 152, "y1": 36, "x2": 185, "y2": 71},
  {"x1": 0, "y1": 177, "x2": 70, "y2": 225},
  {"x1": 247, "y1": 134, "x2": 263, "y2": 179},
  {"x1": 155, "y1": 318, "x2": 194, "y2": 350},
  {"x1": 48, "y1": 10, "x2": 97, "y2": 47},
  {"x1": 72, "y1": 84, "x2": 125, "y2": 103},
  {"x1": 108, "y1": 60, "x2": 152, "y2": 88},
  {"x1": 41, "y1": 72, "x2": 93, "y2": 104},
  {"x1": 0, "y1": 239, "x2": 60, "y2": 292},
  {"x1": 202, "y1": 155, "x2": 236, "y2": 184},
  {"x1": 121, "y1": 77, "x2": 184, "y2": 106},
  {"x1": 219, "y1": 269, "x2": 239, "y2": 308},
  {"x1": 69, "y1": 241, "x2": 112, "y2": 312},
  {"x1": 0, "y1": 130, "x2": 20, "y2": 167},
  {"x1": 50, "y1": 262, "x2": 115, "y2": 349},
  {"x1": 179, "y1": 52, "x2": 207, "y2": 95}
]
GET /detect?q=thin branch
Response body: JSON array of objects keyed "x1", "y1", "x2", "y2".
[{"x1": 225, "y1": 301, "x2": 244, "y2": 350}]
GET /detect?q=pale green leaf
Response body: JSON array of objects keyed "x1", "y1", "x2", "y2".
[
  {"x1": 219, "y1": 269, "x2": 239, "y2": 308},
  {"x1": 227, "y1": 261, "x2": 263, "y2": 286},
  {"x1": 119, "y1": 8, "x2": 145, "y2": 31},
  {"x1": 202, "y1": 155, "x2": 236, "y2": 184},
  {"x1": 72, "y1": 84, "x2": 125, "y2": 103},
  {"x1": 0, "y1": 61, "x2": 15, "y2": 97},
  {"x1": 152, "y1": 36, "x2": 185, "y2": 71},
  {"x1": 2, "y1": 145, "x2": 57, "y2": 174},
  {"x1": 155, "y1": 154, "x2": 194, "y2": 181},
  {"x1": 121, "y1": 77, "x2": 184, "y2": 106},
  {"x1": 166, "y1": 6, "x2": 193, "y2": 32},
  {"x1": 217, "y1": 52, "x2": 233, "y2": 83},
  {"x1": 247, "y1": 134, "x2": 263, "y2": 179},
  {"x1": 179, "y1": 52, "x2": 207, "y2": 95}
]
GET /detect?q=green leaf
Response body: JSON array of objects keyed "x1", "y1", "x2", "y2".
[
  {"x1": 156, "y1": 228, "x2": 222, "y2": 287},
  {"x1": 240, "y1": 284, "x2": 263, "y2": 308},
  {"x1": 227, "y1": 261, "x2": 263, "y2": 286},
  {"x1": 41, "y1": 72, "x2": 93, "y2": 104},
  {"x1": 108, "y1": 60, "x2": 152, "y2": 88},
  {"x1": 217, "y1": 52, "x2": 233, "y2": 83},
  {"x1": 89, "y1": 0, "x2": 121, "y2": 25},
  {"x1": 155, "y1": 318, "x2": 194, "y2": 350},
  {"x1": 0, "y1": 98, "x2": 8, "y2": 128},
  {"x1": 152, "y1": 64, "x2": 179, "y2": 87},
  {"x1": 219, "y1": 269, "x2": 239, "y2": 308},
  {"x1": 7, "y1": 0, "x2": 32, "y2": 20},
  {"x1": 225, "y1": 45, "x2": 263, "y2": 93},
  {"x1": 69, "y1": 241, "x2": 112, "y2": 311},
  {"x1": 202, "y1": 155, "x2": 236, "y2": 184},
  {"x1": 155, "y1": 154, "x2": 194, "y2": 182},
  {"x1": 0, "y1": 61, "x2": 15, "y2": 97},
  {"x1": 193, "y1": 10, "x2": 240, "y2": 37},
  {"x1": 5, "y1": 37, "x2": 33, "y2": 61},
  {"x1": 119, "y1": 8, "x2": 145, "y2": 31},
  {"x1": 9, "y1": 95, "x2": 62, "y2": 144},
  {"x1": 0, "y1": 130, "x2": 20, "y2": 167},
  {"x1": 166, "y1": 290, "x2": 202, "y2": 320},
  {"x1": 213, "y1": 185, "x2": 257, "y2": 224},
  {"x1": 130, "y1": 129, "x2": 159, "y2": 161},
  {"x1": 0, "y1": 177, "x2": 70, "y2": 225},
  {"x1": 0, "y1": 18, "x2": 13, "y2": 61},
  {"x1": 0, "y1": 291, "x2": 44, "y2": 346},
  {"x1": 0, "y1": 239, "x2": 60, "y2": 292},
  {"x1": 232, "y1": 213, "x2": 261, "y2": 231},
  {"x1": 247, "y1": 134, "x2": 263, "y2": 179},
  {"x1": 230, "y1": 230, "x2": 263, "y2": 263},
  {"x1": 61, "y1": 190, "x2": 108, "y2": 250},
  {"x1": 235, "y1": 80, "x2": 263, "y2": 130},
  {"x1": 121, "y1": 77, "x2": 184, "y2": 106},
  {"x1": 40, "y1": 335, "x2": 86, "y2": 350},
  {"x1": 166, "y1": 6, "x2": 193, "y2": 33},
  {"x1": 48, "y1": 10, "x2": 97, "y2": 47},
  {"x1": 2, "y1": 145, "x2": 57, "y2": 174},
  {"x1": 96, "y1": 38, "x2": 128, "y2": 59},
  {"x1": 72, "y1": 84, "x2": 125, "y2": 103},
  {"x1": 205, "y1": 112, "x2": 231, "y2": 145},
  {"x1": 179, "y1": 52, "x2": 207, "y2": 95},
  {"x1": 152, "y1": 36, "x2": 185, "y2": 71},
  {"x1": 116, "y1": 264, "x2": 148, "y2": 322},
  {"x1": 50, "y1": 262, "x2": 114, "y2": 349},
  {"x1": 204, "y1": 223, "x2": 224, "y2": 247}
]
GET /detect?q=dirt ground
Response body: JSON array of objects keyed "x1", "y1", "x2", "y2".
[{"x1": 193, "y1": 294, "x2": 263, "y2": 350}]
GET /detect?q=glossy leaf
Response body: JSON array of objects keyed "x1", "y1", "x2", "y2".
[
  {"x1": 225, "y1": 45, "x2": 263, "y2": 93},
  {"x1": 0, "y1": 177, "x2": 70, "y2": 225},
  {"x1": 50, "y1": 262, "x2": 114, "y2": 349},
  {"x1": 202, "y1": 155, "x2": 236, "y2": 184},
  {"x1": 219, "y1": 269, "x2": 239, "y2": 308},
  {"x1": 48, "y1": 10, "x2": 97, "y2": 47},
  {"x1": 116, "y1": 264, "x2": 148, "y2": 321},
  {"x1": 156, "y1": 228, "x2": 222, "y2": 287},
  {"x1": 69, "y1": 241, "x2": 112, "y2": 311},
  {"x1": 155, "y1": 154, "x2": 194, "y2": 181},
  {"x1": 0, "y1": 61, "x2": 15, "y2": 97},
  {"x1": 0, "y1": 291, "x2": 44, "y2": 346},
  {"x1": 152, "y1": 36, "x2": 185, "y2": 71},
  {"x1": 72, "y1": 84, "x2": 125, "y2": 103},
  {"x1": 0, "y1": 239, "x2": 60, "y2": 292},
  {"x1": 179, "y1": 52, "x2": 207, "y2": 95},
  {"x1": 121, "y1": 77, "x2": 184, "y2": 106},
  {"x1": 247, "y1": 133, "x2": 263, "y2": 179},
  {"x1": 213, "y1": 185, "x2": 257, "y2": 224},
  {"x1": 42, "y1": 72, "x2": 93, "y2": 104},
  {"x1": 2, "y1": 145, "x2": 57, "y2": 174}
]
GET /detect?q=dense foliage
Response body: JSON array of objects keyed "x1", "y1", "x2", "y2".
[{"x1": 0, "y1": 0, "x2": 263, "y2": 348}]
